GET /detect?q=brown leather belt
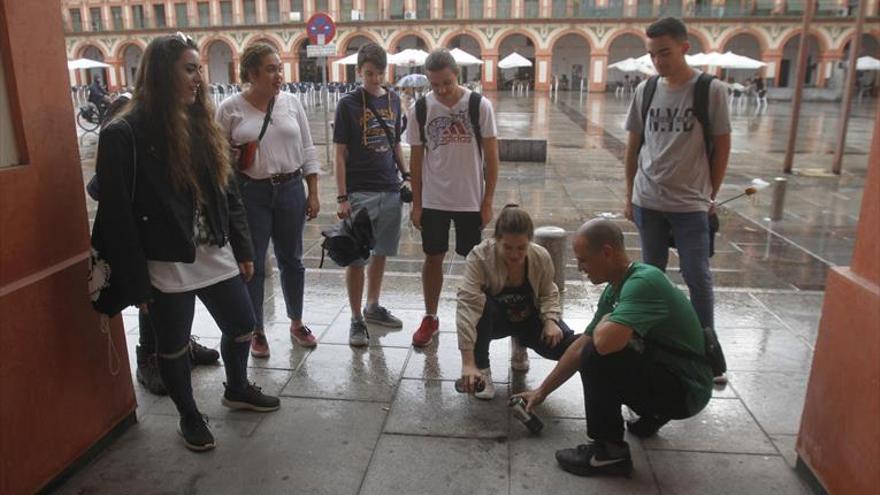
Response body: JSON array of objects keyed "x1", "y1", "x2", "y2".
[{"x1": 241, "y1": 170, "x2": 302, "y2": 185}]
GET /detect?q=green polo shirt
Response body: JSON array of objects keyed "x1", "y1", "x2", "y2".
[{"x1": 585, "y1": 262, "x2": 712, "y2": 416}]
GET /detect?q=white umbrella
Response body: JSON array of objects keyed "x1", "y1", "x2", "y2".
[
  {"x1": 67, "y1": 58, "x2": 111, "y2": 70},
  {"x1": 449, "y1": 48, "x2": 483, "y2": 66},
  {"x1": 856, "y1": 55, "x2": 880, "y2": 71},
  {"x1": 715, "y1": 52, "x2": 766, "y2": 70},
  {"x1": 388, "y1": 49, "x2": 429, "y2": 67},
  {"x1": 397, "y1": 73, "x2": 429, "y2": 88},
  {"x1": 498, "y1": 52, "x2": 532, "y2": 69},
  {"x1": 332, "y1": 52, "x2": 360, "y2": 66},
  {"x1": 608, "y1": 57, "x2": 655, "y2": 75}
]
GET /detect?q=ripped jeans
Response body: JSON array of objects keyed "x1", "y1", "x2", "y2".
[{"x1": 147, "y1": 275, "x2": 255, "y2": 418}]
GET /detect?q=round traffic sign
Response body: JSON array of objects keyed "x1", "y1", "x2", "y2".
[{"x1": 306, "y1": 13, "x2": 336, "y2": 45}]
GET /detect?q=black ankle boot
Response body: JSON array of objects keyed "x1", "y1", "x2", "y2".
[{"x1": 136, "y1": 345, "x2": 167, "y2": 396}]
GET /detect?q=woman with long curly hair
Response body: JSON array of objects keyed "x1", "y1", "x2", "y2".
[
  {"x1": 216, "y1": 43, "x2": 322, "y2": 358},
  {"x1": 92, "y1": 33, "x2": 280, "y2": 452}
]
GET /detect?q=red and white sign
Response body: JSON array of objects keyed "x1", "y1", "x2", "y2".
[{"x1": 306, "y1": 13, "x2": 335, "y2": 45}]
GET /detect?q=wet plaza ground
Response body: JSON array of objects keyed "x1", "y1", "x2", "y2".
[{"x1": 61, "y1": 92, "x2": 875, "y2": 494}]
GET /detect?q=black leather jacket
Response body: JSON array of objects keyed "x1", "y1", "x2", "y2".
[{"x1": 93, "y1": 110, "x2": 253, "y2": 306}]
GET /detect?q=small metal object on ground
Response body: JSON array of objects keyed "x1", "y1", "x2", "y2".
[{"x1": 534, "y1": 226, "x2": 568, "y2": 291}]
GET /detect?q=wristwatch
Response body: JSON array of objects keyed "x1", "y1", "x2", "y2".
[
  {"x1": 401, "y1": 171, "x2": 412, "y2": 181},
  {"x1": 336, "y1": 194, "x2": 348, "y2": 203}
]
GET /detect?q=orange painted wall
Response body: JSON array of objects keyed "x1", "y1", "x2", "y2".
[
  {"x1": 0, "y1": 1, "x2": 136, "y2": 494},
  {"x1": 796, "y1": 101, "x2": 880, "y2": 492}
]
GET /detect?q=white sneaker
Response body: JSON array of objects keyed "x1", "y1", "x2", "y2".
[
  {"x1": 475, "y1": 368, "x2": 495, "y2": 400},
  {"x1": 510, "y1": 339, "x2": 530, "y2": 372}
]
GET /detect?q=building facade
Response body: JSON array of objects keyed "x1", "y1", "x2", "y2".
[{"x1": 62, "y1": 0, "x2": 880, "y2": 92}]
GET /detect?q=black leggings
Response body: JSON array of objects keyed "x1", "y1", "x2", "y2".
[{"x1": 146, "y1": 275, "x2": 255, "y2": 418}]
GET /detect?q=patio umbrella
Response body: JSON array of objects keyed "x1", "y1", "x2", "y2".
[
  {"x1": 397, "y1": 73, "x2": 429, "y2": 88},
  {"x1": 715, "y1": 52, "x2": 767, "y2": 70},
  {"x1": 498, "y1": 52, "x2": 533, "y2": 69},
  {"x1": 388, "y1": 49, "x2": 429, "y2": 67},
  {"x1": 609, "y1": 57, "x2": 655, "y2": 75},
  {"x1": 856, "y1": 56, "x2": 880, "y2": 71},
  {"x1": 332, "y1": 52, "x2": 360, "y2": 66},
  {"x1": 449, "y1": 48, "x2": 484, "y2": 66},
  {"x1": 67, "y1": 58, "x2": 111, "y2": 70}
]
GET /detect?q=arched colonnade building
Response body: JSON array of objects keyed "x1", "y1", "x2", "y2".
[{"x1": 63, "y1": 0, "x2": 880, "y2": 92}]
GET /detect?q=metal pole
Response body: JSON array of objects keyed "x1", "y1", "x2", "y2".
[
  {"x1": 770, "y1": 177, "x2": 788, "y2": 221},
  {"x1": 832, "y1": 0, "x2": 867, "y2": 175},
  {"x1": 322, "y1": 56, "x2": 331, "y2": 171},
  {"x1": 782, "y1": 0, "x2": 816, "y2": 174}
]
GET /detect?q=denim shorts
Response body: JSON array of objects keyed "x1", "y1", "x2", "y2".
[{"x1": 349, "y1": 191, "x2": 402, "y2": 266}]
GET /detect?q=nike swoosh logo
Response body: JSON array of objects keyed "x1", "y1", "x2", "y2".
[{"x1": 589, "y1": 456, "x2": 625, "y2": 467}]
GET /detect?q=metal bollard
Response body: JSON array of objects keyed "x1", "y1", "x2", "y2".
[
  {"x1": 533, "y1": 226, "x2": 568, "y2": 292},
  {"x1": 770, "y1": 177, "x2": 788, "y2": 221}
]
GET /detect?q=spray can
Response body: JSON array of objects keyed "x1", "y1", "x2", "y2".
[
  {"x1": 454, "y1": 378, "x2": 485, "y2": 393},
  {"x1": 509, "y1": 397, "x2": 544, "y2": 434}
]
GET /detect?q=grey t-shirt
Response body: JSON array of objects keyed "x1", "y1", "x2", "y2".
[{"x1": 625, "y1": 72, "x2": 730, "y2": 213}]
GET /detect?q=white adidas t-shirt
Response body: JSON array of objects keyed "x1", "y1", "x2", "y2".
[{"x1": 405, "y1": 89, "x2": 497, "y2": 212}]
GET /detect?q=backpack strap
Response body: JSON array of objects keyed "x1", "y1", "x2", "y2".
[
  {"x1": 415, "y1": 96, "x2": 428, "y2": 150},
  {"x1": 693, "y1": 72, "x2": 715, "y2": 162},
  {"x1": 468, "y1": 91, "x2": 483, "y2": 162},
  {"x1": 639, "y1": 75, "x2": 660, "y2": 150}
]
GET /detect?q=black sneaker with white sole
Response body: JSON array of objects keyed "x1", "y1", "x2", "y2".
[
  {"x1": 555, "y1": 441, "x2": 633, "y2": 477},
  {"x1": 178, "y1": 414, "x2": 215, "y2": 452},
  {"x1": 221, "y1": 382, "x2": 281, "y2": 412}
]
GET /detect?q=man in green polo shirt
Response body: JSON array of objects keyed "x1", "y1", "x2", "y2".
[{"x1": 513, "y1": 218, "x2": 712, "y2": 477}]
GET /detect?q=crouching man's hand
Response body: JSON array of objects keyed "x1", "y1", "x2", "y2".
[{"x1": 512, "y1": 389, "x2": 546, "y2": 414}]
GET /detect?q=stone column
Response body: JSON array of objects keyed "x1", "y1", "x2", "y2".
[
  {"x1": 588, "y1": 50, "x2": 608, "y2": 92},
  {"x1": 535, "y1": 50, "x2": 552, "y2": 91},
  {"x1": 281, "y1": 54, "x2": 296, "y2": 82},
  {"x1": 816, "y1": 52, "x2": 840, "y2": 89},
  {"x1": 201, "y1": 55, "x2": 211, "y2": 83},
  {"x1": 796, "y1": 97, "x2": 880, "y2": 495},
  {"x1": 105, "y1": 58, "x2": 121, "y2": 90},
  {"x1": 482, "y1": 49, "x2": 499, "y2": 90},
  {"x1": 762, "y1": 48, "x2": 782, "y2": 86}
]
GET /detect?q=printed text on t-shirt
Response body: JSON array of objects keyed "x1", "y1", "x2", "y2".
[
  {"x1": 649, "y1": 107, "x2": 696, "y2": 133},
  {"x1": 426, "y1": 110, "x2": 473, "y2": 150}
]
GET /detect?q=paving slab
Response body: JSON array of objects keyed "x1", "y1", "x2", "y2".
[
  {"x1": 730, "y1": 371, "x2": 810, "y2": 435},
  {"x1": 648, "y1": 450, "x2": 811, "y2": 495},
  {"x1": 280, "y1": 343, "x2": 409, "y2": 402},
  {"x1": 385, "y1": 379, "x2": 509, "y2": 438},
  {"x1": 359, "y1": 434, "x2": 509, "y2": 495},
  {"x1": 641, "y1": 399, "x2": 777, "y2": 454}
]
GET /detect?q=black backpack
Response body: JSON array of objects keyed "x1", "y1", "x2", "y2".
[
  {"x1": 415, "y1": 91, "x2": 483, "y2": 161},
  {"x1": 319, "y1": 208, "x2": 374, "y2": 268},
  {"x1": 639, "y1": 72, "x2": 720, "y2": 257}
]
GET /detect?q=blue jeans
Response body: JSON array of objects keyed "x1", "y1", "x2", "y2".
[
  {"x1": 632, "y1": 204, "x2": 714, "y2": 330},
  {"x1": 239, "y1": 174, "x2": 307, "y2": 328},
  {"x1": 147, "y1": 275, "x2": 255, "y2": 418}
]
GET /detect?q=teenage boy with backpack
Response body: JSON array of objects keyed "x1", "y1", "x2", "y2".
[
  {"x1": 407, "y1": 48, "x2": 499, "y2": 347},
  {"x1": 333, "y1": 43, "x2": 409, "y2": 346},
  {"x1": 623, "y1": 17, "x2": 731, "y2": 383}
]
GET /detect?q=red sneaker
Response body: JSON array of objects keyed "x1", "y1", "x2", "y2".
[
  {"x1": 412, "y1": 316, "x2": 439, "y2": 347},
  {"x1": 251, "y1": 332, "x2": 270, "y2": 358},
  {"x1": 291, "y1": 325, "x2": 318, "y2": 348}
]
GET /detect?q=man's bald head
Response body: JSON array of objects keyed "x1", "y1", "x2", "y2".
[{"x1": 575, "y1": 218, "x2": 626, "y2": 254}]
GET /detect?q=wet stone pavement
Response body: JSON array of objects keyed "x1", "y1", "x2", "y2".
[{"x1": 61, "y1": 92, "x2": 875, "y2": 494}]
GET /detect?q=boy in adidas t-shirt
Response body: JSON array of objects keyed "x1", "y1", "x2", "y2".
[{"x1": 406, "y1": 48, "x2": 499, "y2": 347}]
